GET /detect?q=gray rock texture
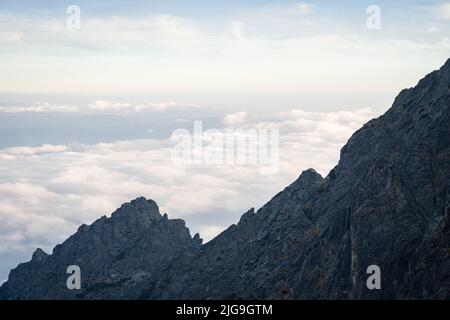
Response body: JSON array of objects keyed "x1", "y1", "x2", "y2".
[
  {"x1": 0, "y1": 197, "x2": 201, "y2": 299},
  {"x1": 1, "y1": 59, "x2": 449, "y2": 299}
]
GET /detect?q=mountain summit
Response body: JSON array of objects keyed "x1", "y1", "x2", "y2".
[
  {"x1": 1, "y1": 59, "x2": 449, "y2": 299},
  {"x1": 0, "y1": 197, "x2": 201, "y2": 299}
]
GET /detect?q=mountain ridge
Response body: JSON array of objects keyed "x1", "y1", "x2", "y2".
[{"x1": 1, "y1": 58, "x2": 449, "y2": 299}]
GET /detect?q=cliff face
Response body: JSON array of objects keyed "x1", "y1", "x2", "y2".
[{"x1": 1, "y1": 59, "x2": 449, "y2": 299}]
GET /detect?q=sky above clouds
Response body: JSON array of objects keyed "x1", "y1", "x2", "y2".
[
  {"x1": 0, "y1": 1, "x2": 449, "y2": 283},
  {"x1": 0, "y1": 0, "x2": 449, "y2": 98}
]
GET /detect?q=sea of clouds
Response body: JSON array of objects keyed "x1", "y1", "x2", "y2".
[{"x1": 0, "y1": 103, "x2": 376, "y2": 283}]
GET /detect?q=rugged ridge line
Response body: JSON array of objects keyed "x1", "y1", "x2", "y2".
[
  {"x1": 1, "y1": 58, "x2": 449, "y2": 299},
  {"x1": 0, "y1": 197, "x2": 202, "y2": 299}
]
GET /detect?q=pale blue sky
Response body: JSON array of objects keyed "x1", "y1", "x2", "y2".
[{"x1": 0, "y1": 0, "x2": 449, "y2": 99}]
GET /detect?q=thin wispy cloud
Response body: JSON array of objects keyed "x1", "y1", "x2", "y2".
[
  {"x1": 0, "y1": 101, "x2": 200, "y2": 113},
  {"x1": 0, "y1": 4, "x2": 449, "y2": 95},
  {"x1": 259, "y1": 2, "x2": 316, "y2": 16},
  {"x1": 439, "y1": 2, "x2": 450, "y2": 19}
]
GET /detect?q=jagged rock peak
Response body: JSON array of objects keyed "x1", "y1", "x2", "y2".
[
  {"x1": 31, "y1": 248, "x2": 48, "y2": 262},
  {"x1": 93, "y1": 196, "x2": 165, "y2": 232},
  {"x1": 288, "y1": 168, "x2": 324, "y2": 192},
  {"x1": 442, "y1": 57, "x2": 450, "y2": 70},
  {"x1": 127, "y1": 196, "x2": 159, "y2": 211},
  {"x1": 112, "y1": 197, "x2": 160, "y2": 218},
  {"x1": 391, "y1": 58, "x2": 450, "y2": 111},
  {"x1": 192, "y1": 233, "x2": 203, "y2": 246},
  {"x1": 297, "y1": 168, "x2": 323, "y2": 182},
  {"x1": 238, "y1": 208, "x2": 256, "y2": 224}
]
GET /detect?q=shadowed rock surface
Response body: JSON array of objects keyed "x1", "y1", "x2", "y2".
[
  {"x1": 0, "y1": 197, "x2": 202, "y2": 299},
  {"x1": 1, "y1": 59, "x2": 449, "y2": 299}
]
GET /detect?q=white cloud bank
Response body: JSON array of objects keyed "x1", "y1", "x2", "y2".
[
  {"x1": 223, "y1": 112, "x2": 247, "y2": 125},
  {"x1": 0, "y1": 107, "x2": 376, "y2": 272}
]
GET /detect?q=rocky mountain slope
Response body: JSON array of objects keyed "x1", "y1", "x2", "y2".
[
  {"x1": 1, "y1": 59, "x2": 449, "y2": 299},
  {"x1": 0, "y1": 198, "x2": 201, "y2": 299}
]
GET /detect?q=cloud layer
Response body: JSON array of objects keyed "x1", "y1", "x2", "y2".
[{"x1": 0, "y1": 107, "x2": 376, "y2": 282}]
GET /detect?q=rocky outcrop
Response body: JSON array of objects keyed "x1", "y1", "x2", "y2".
[
  {"x1": 0, "y1": 197, "x2": 201, "y2": 299},
  {"x1": 1, "y1": 58, "x2": 449, "y2": 299},
  {"x1": 140, "y1": 59, "x2": 450, "y2": 300}
]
